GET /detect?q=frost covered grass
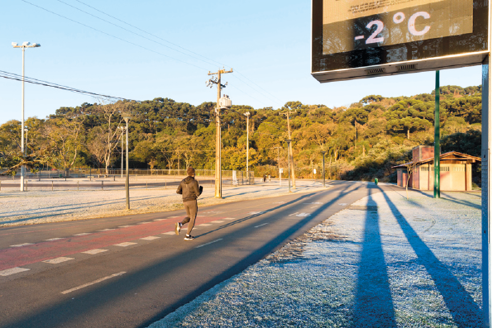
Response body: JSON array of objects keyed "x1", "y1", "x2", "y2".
[
  {"x1": 0, "y1": 180, "x2": 325, "y2": 227},
  {"x1": 149, "y1": 190, "x2": 482, "y2": 328}
]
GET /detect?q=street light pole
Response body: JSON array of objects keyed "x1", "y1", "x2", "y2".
[
  {"x1": 12, "y1": 41, "x2": 40, "y2": 191},
  {"x1": 274, "y1": 146, "x2": 281, "y2": 186},
  {"x1": 321, "y1": 151, "x2": 326, "y2": 188},
  {"x1": 123, "y1": 115, "x2": 131, "y2": 210},
  {"x1": 244, "y1": 112, "x2": 250, "y2": 175},
  {"x1": 287, "y1": 139, "x2": 292, "y2": 193}
]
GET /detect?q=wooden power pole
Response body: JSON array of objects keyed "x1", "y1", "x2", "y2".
[{"x1": 207, "y1": 68, "x2": 233, "y2": 199}]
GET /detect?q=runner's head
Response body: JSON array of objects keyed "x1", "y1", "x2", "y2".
[{"x1": 187, "y1": 167, "x2": 195, "y2": 177}]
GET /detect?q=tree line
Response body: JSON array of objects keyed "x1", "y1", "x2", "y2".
[{"x1": 0, "y1": 85, "x2": 482, "y2": 183}]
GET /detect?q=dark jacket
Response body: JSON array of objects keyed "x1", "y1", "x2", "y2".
[{"x1": 176, "y1": 176, "x2": 203, "y2": 201}]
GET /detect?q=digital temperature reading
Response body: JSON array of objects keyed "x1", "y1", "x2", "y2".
[{"x1": 322, "y1": 0, "x2": 473, "y2": 55}]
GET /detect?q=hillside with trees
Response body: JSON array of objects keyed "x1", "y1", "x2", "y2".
[{"x1": 0, "y1": 85, "x2": 483, "y2": 184}]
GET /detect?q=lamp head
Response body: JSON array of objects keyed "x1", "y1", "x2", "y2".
[
  {"x1": 32, "y1": 43, "x2": 41, "y2": 47},
  {"x1": 11, "y1": 42, "x2": 18, "y2": 47},
  {"x1": 22, "y1": 42, "x2": 30, "y2": 46}
]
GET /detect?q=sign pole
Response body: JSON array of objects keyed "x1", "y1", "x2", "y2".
[{"x1": 434, "y1": 70, "x2": 441, "y2": 198}]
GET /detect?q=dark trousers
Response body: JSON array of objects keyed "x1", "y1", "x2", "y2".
[{"x1": 181, "y1": 200, "x2": 198, "y2": 235}]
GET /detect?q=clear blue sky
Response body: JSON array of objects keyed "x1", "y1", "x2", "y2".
[{"x1": 0, "y1": 0, "x2": 483, "y2": 124}]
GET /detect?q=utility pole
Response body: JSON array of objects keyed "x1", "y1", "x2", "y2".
[
  {"x1": 322, "y1": 151, "x2": 326, "y2": 188},
  {"x1": 207, "y1": 68, "x2": 233, "y2": 198},
  {"x1": 283, "y1": 110, "x2": 296, "y2": 189},
  {"x1": 118, "y1": 126, "x2": 125, "y2": 178},
  {"x1": 287, "y1": 140, "x2": 292, "y2": 193}
]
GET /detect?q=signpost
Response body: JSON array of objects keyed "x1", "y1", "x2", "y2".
[{"x1": 313, "y1": 0, "x2": 491, "y2": 324}]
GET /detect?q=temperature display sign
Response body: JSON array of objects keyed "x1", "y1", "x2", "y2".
[
  {"x1": 311, "y1": 0, "x2": 488, "y2": 83},
  {"x1": 323, "y1": 0, "x2": 473, "y2": 55}
]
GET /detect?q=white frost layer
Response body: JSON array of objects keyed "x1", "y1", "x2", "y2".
[{"x1": 149, "y1": 190, "x2": 482, "y2": 328}]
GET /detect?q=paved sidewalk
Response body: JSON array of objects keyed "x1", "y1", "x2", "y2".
[
  {"x1": 0, "y1": 179, "x2": 326, "y2": 227},
  {"x1": 149, "y1": 189, "x2": 482, "y2": 328}
]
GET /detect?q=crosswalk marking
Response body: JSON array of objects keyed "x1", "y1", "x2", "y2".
[
  {"x1": 45, "y1": 238, "x2": 64, "y2": 242},
  {"x1": 114, "y1": 242, "x2": 137, "y2": 247},
  {"x1": 43, "y1": 257, "x2": 74, "y2": 264},
  {"x1": 82, "y1": 249, "x2": 108, "y2": 255},
  {"x1": 140, "y1": 236, "x2": 160, "y2": 241},
  {"x1": 0, "y1": 267, "x2": 30, "y2": 277},
  {"x1": 10, "y1": 243, "x2": 34, "y2": 248}
]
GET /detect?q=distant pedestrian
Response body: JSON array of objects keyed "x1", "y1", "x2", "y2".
[{"x1": 175, "y1": 167, "x2": 203, "y2": 241}]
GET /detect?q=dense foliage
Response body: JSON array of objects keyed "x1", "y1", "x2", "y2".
[{"x1": 0, "y1": 85, "x2": 482, "y2": 183}]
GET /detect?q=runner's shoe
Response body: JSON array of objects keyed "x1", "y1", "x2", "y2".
[
  {"x1": 175, "y1": 222, "x2": 181, "y2": 235},
  {"x1": 184, "y1": 234, "x2": 194, "y2": 241}
]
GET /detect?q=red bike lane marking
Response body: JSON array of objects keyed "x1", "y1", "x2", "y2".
[{"x1": 0, "y1": 216, "x2": 226, "y2": 271}]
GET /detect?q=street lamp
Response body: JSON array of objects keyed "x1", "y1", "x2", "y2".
[
  {"x1": 321, "y1": 151, "x2": 327, "y2": 188},
  {"x1": 118, "y1": 126, "x2": 125, "y2": 178},
  {"x1": 244, "y1": 112, "x2": 250, "y2": 177},
  {"x1": 122, "y1": 114, "x2": 131, "y2": 210},
  {"x1": 286, "y1": 139, "x2": 292, "y2": 193},
  {"x1": 215, "y1": 94, "x2": 232, "y2": 198},
  {"x1": 12, "y1": 41, "x2": 40, "y2": 191}
]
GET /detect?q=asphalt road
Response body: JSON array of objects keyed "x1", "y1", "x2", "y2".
[{"x1": 0, "y1": 181, "x2": 399, "y2": 328}]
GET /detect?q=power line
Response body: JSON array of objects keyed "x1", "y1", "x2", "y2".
[
  {"x1": 56, "y1": 0, "x2": 224, "y2": 69},
  {"x1": 0, "y1": 69, "x2": 134, "y2": 101},
  {"x1": 20, "y1": 0, "x2": 208, "y2": 71},
  {"x1": 63, "y1": 0, "x2": 282, "y2": 105}
]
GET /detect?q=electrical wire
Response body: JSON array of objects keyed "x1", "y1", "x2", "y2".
[
  {"x1": 0, "y1": 69, "x2": 135, "y2": 101},
  {"x1": 62, "y1": 0, "x2": 283, "y2": 105},
  {"x1": 20, "y1": 0, "x2": 208, "y2": 71},
  {"x1": 20, "y1": 0, "x2": 283, "y2": 106}
]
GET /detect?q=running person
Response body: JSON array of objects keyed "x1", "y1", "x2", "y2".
[{"x1": 175, "y1": 167, "x2": 203, "y2": 240}]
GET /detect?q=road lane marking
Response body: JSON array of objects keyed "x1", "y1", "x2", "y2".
[
  {"x1": 211, "y1": 220, "x2": 225, "y2": 224},
  {"x1": 10, "y1": 243, "x2": 34, "y2": 248},
  {"x1": 163, "y1": 232, "x2": 175, "y2": 235},
  {"x1": 114, "y1": 242, "x2": 137, "y2": 247},
  {"x1": 45, "y1": 238, "x2": 64, "y2": 242},
  {"x1": 199, "y1": 223, "x2": 212, "y2": 227},
  {"x1": 43, "y1": 257, "x2": 74, "y2": 264},
  {"x1": 196, "y1": 238, "x2": 223, "y2": 249},
  {"x1": 119, "y1": 225, "x2": 133, "y2": 228},
  {"x1": 304, "y1": 202, "x2": 322, "y2": 205},
  {"x1": 223, "y1": 217, "x2": 236, "y2": 220},
  {"x1": 137, "y1": 222, "x2": 151, "y2": 225},
  {"x1": 61, "y1": 271, "x2": 126, "y2": 295},
  {"x1": 153, "y1": 219, "x2": 167, "y2": 222},
  {"x1": 255, "y1": 223, "x2": 269, "y2": 228},
  {"x1": 140, "y1": 236, "x2": 160, "y2": 241},
  {"x1": 82, "y1": 249, "x2": 108, "y2": 255},
  {"x1": 248, "y1": 211, "x2": 265, "y2": 215},
  {"x1": 98, "y1": 229, "x2": 115, "y2": 232},
  {"x1": 73, "y1": 233, "x2": 91, "y2": 236},
  {"x1": 338, "y1": 203, "x2": 347, "y2": 206},
  {"x1": 0, "y1": 267, "x2": 30, "y2": 277},
  {"x1": 288, "y1": 212, "x2": 311, "y2": 217}
]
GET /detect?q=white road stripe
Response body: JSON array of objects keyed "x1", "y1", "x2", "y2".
[
  {"x1": 163, "y1": 232, "x2": 175, "y2": 235},
  {"x1": 153, "y1": 219, "x2": 167, "y2": 222},
  {"x1": 98, "y1": 229, "x2": 115, "y2": 232},
  {"x1": 248, "y1": 211, "x2": 265, "y2": 215},
  {"x1": 114, "y1": 242, "x2": 137, "y2": 247},
  {"x1": 82, "y1": 249, "x2": 108, "y2": 255},
  {"x1": 255, "y1": 223, "x2": 269, "y2": 228},
  {"x1": 196, "y1": 238, "x2": 223, "y2": 249},
  {"x1": 43, "y1": 257, "x2": 74, "y2": 264},
  {"x1": 223, "y1": 217, "x2": 236, "y2": 220},
  {"x1": 73, "y1": 233, "x2": 91, "y2": 236},
  {"x1": 199, "y1": 223, "x2": 212, "y2": 227},
  {"x1": 61, "y1": 271, "x2": 126, "y2": 295},
  {"x1": 0, "y1": 267, "x2": 30, "y2": 277},
  {"x1": 137, "y1": 222, "x2": 151, "y2": 225},
  {"x1": 10, "y1": 243, "x2": 34, "y2": 248},
  {"x1": 118, "y1": 225, "x2": 133, "y2": 228},
  {"x1": 211, "y1": 220, "x2": 225, "y2": 224},
  {"x1": 45, "y1": 238, "x2": 64, "y2": 242},
  {"x1": 140, "y1": 236, "x2": 160, "y2": 241}
]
